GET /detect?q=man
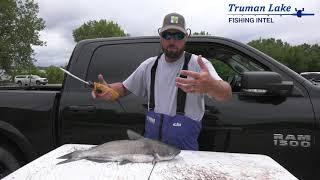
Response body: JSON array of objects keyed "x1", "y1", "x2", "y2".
[{"x1": 92, "y1": 12, "x2": 232, "y2": 150}]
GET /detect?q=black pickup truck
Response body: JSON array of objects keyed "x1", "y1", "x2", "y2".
[{"x1": 0, "y1": 36, "x2": 319, "y2": 179}]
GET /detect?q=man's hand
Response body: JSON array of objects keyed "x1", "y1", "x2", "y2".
[
  {"x1": 175, "y1": 55, "x2": 232, "y2": 101},
  {"x1": 176, "y1": 55, "x2": 216, "y2": 93},
  {"x1": 91, "y1": 74, "x2": 116, "y2": 101}
]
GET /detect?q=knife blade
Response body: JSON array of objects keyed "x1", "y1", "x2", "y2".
[{"x1": 59, "y1": 68, "x2": 119, "y2": 100}]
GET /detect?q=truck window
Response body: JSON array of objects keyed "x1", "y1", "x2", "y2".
[
  {"x1": 87, "y1": 43, "x2": 161, "y2": 83},
  {"x1": 185, "y1": 43, "x2": 269, "y2": 92}
]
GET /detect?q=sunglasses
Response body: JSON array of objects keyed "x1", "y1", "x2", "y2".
[{"x1": 161, "y1": 31, "x2": 186, "y2": 40}]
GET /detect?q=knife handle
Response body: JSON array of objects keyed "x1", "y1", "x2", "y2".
[{"x1": 93, "y1": 82, "x2": 120, "y2": 101}]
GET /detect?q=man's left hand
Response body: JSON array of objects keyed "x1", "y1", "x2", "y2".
[{"x1": 175, "y1": 55, "x2": 219, "y2": 94}]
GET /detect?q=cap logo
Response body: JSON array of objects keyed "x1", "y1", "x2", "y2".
[{"x1": 170, "y1": 16, "x2": 179, "y2": 24}]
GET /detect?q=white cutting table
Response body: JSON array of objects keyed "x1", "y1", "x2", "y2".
[{"x1": 4, "y1": 144, "x2": 297, "y2": 180}]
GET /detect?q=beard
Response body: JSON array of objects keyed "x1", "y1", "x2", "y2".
[{"x1": 162, "y1": 44, "x2": 185, "y2": 60}]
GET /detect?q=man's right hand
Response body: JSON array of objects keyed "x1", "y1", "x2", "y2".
[{"x1": 91, "y1": 74, "x2": 116, "y2": 101}]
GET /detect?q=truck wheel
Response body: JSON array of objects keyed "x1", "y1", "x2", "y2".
[
  {"x1": 36, "y1": 81, "x2": 40, "y2": 85},
  {"x1": 17, "y1": 81, "x2": 22, "y2": 86},
  {"x1": 0, "y1": 146, "x2": 21, "y2": 178}
]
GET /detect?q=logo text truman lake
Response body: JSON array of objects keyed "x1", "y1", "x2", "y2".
[{"x1": 228, "y1": 3, "x2": 315, "y2": 24}]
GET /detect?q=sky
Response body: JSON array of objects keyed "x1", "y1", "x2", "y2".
[{"x1": 32, "y1": 0, "x2": 320, "y2": 67}]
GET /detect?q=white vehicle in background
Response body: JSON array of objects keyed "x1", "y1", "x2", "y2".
[{"x1": 14, "y1": 75, "x2": 48, "y2": 86}]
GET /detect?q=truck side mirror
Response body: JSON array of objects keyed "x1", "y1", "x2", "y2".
[{"x1": 241, "y1": 71, "x2": 293, "y2": 96}]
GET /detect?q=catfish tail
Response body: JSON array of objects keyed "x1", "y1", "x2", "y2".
[{"x1": 57, "y1": 150, "x2": 85, "y2": 165}]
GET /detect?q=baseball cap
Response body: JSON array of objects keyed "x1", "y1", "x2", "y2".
[{"x1": 159, "y1": 13, "x2": 187, "y2": 34}]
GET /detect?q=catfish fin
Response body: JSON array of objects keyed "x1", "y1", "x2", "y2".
[
  {"x1": 152, "y1": 153, "x2": 160, "y2": 165},
  {"x1": 56, "y1": 150, "x2": 84, "y2": 165},
  {"x1": 127, "y1": 129, "x2": 144, "y2": 140},
  {"x1": 119, "y1": 159, "x2": 131, "y2": 165},
  {"x1": 86, "y1": 158, "x2": 111, "y2": 163},
  {"x1": 57, "y1": 159, "x2": 78, "y2": 165},
  {"x1": 58, "y1": 151, "x2": 74, "y2": 159}
]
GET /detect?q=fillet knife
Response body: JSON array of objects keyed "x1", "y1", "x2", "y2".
[{"x1": 59, "y1": 67, "x2": 119, "y2": 100}]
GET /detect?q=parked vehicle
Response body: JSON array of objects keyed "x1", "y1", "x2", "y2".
[
  {"x1": 14, "y1": 75, "x2": 48, "y2": 86},
  {"x1": 0, "y1": 36, "x2": 319, "y2": 179},
  {"x1": 301, "y1": 72, "x2": 320, "y2": 84}
]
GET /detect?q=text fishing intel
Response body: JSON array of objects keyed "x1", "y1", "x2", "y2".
[{"x1": 228, "y1": 2, "x2": 315, "y2": 24}]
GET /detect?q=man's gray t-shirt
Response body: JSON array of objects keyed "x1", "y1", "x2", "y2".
[{"x1": 123, "y1": 52, "x2": 222, "y2": 121}]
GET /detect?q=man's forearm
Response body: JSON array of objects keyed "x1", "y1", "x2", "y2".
[
  {"x1": 109, "y1": 82, "x2": 130, "y2": 97},
  {"x1": 207, "y1": 80, "x2": 232, "y2": 102}
]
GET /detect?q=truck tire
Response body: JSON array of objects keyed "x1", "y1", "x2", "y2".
[
  {"x1": 17, "y1": 81, "x2": 22, "y2": 86},
  {"x1": 0, "y1": 146, "x2": 21, "y2": 178},
  {"x1": 36, "y1": 81, "x2": 40, "y2": 85}
]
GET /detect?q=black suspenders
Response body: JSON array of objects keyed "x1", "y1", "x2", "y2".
[{"x1": 149, "y1": 52, "x2": 192, "y2": 115}]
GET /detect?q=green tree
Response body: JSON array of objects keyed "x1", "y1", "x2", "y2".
[
  {"x1": 72, "y1": 20, "x2": 127, "y2": 42},
  {"x1": 248, "y1": 38, "x2": 320, "y2": 73},
  {"x1": 45, "y1": 66, "x2": 64, "y2": 84},
  {"x1": 0, "y1": 0, "x2": 46, "y2": 78}
]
